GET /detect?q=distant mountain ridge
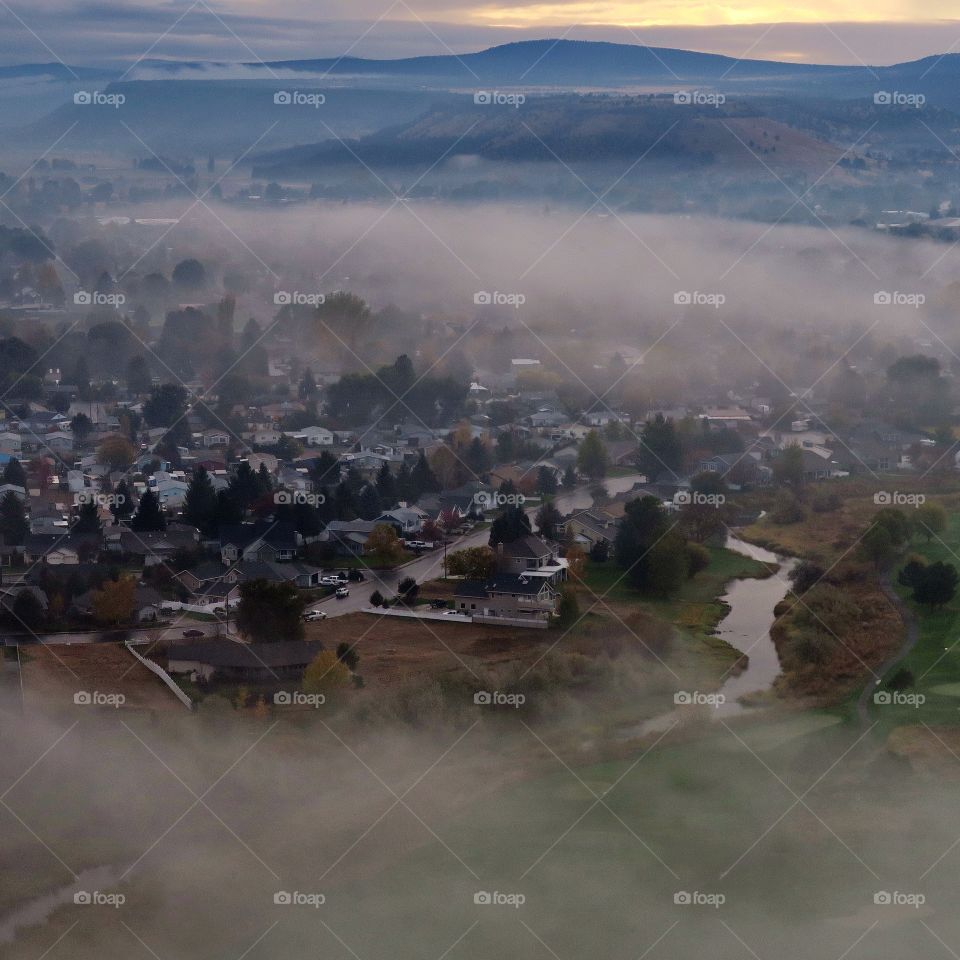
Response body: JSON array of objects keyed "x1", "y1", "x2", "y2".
[{"x1": 9, "y1": 39, "x2": 960, "y2": 87}]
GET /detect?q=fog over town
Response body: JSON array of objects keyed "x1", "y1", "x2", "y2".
[{"x1": 4, "y1": 3, "x2": 960, "y2": 959}]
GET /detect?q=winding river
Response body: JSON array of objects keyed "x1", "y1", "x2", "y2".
[{"x1": 628, "y1": 534, "x2": 796, "y2": 737}]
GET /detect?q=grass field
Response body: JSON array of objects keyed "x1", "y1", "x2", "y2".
[
  {"x1": 581, "y1": 546, "x2": 773, "y2": 639},
  {"x1": 873, "y1": 512, "x2": 960, "y2": 727}
]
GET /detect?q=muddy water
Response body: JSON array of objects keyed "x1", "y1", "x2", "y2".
[
  {"x1": 713, "y1": 536, "x2": 796, "y2": 715},
  {"x1": 627, "y1": 535, "x2": 795, "y2": 738}
]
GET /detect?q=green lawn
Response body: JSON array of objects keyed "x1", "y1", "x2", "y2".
[
  {"x1": 581, "y1": 546, "x2": 773, "y2": 638},
  {"x1": 880, "y1": 513, "x2": 960, "y2": 726}
]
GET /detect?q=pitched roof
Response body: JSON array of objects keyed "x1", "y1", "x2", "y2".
[
  {"x1": 220, "y1": 521, "x2": 297, "y2": 551},
  {"x1": 169, "y1": 639, "x2": 322, "y2": 669},
  {"x1": 498, "y1": 535, "x2": 553, "y2": 559}
]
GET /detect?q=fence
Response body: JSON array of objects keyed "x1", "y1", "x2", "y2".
[{"x1": 125, "y1": 641, "x2": 194, "y2": 710}]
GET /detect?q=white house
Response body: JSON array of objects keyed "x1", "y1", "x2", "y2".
[{"x1": 293, "y1": 426, "x2": 334, "y2": 447}]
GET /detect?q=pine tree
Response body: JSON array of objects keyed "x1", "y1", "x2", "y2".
[
  {"x1": 73, "y1": 500, "x2": 102, "y2": 535},
  {"x1": 0, "y1": 491, "x2": 28, "y2": 545},
  {"x1": 183, "y1": 466, "x2": 218, "y2": 535},
  {"x1": 131, "y1": 488, "x2": 166, "y2": 531},
  {"x1": 411, "y1": 450, "x2": 440, "y2": 497},
  {"x1": 2, "y1": 458, "x2": 26, "y2": 488},
  {"x1": 375, "y1": 463, "x2": 397, "y2": 506},
  {"x1": 111, "y1": 479, "x2": 134, "y2": 524}
]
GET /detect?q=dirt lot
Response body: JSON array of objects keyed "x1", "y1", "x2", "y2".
[
  {"x1": 305, "y1": 611, "x2": 555, "y2": 688},
  {"x1": 18, "y1": 642, "x2": 186, "y2": 714}
]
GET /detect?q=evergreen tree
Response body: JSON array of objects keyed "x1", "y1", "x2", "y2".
[
  {"x1": 535, "y1": 502, "x2": 564, "y2": 541},
  {"x1": 111, "y1": 479, "x2": 134, "y2": 524},
  {"x1": 489, "y1": 505, "x2": 532, "y2": 547},
  {"x1": 131, "y1": 488, "x2": 166, "y2": 531},
  {"x1": 465, "y1": 436, "x2": 490, "y2": 477},
  {"x1": 183, "y1": 466, "x2": 219, "y2": 535},
  {"x1": 411, "y1": 450, "x2": 440, "y2": 497},
  {"x1": 2, "y1": 458, "x2": 26, "y2": 488},
  {"x1": 298, "y1": 367, "x2": 317, "y2": 398},
  {"x1": 562, "y1": 464, "x2": 577, "y2": 490},
  {"x1": 0, "y1": 491, "x2": 28, "y2": 545},
  {"x1": 636, "y1": 414, "x2": 682, "y2": 478},
  {"x1": 229, "y1": 461, "x2": 261, "y2": 512},
  {"x1": 357, "y1": 484, "x2": 383, "y2": 521},
  {"x1": 73, "y1": 499, "x2": 102, "y2": 535},
  {"x1": 395, "y1": 461, "x2": 415, "y2": 503},
  {"x1": 536, "y1": 465, "x2": 558, "y2": 496},
  {"x1": 375, "y1": 463, "x2": 397, "y2": 506},
  {"x1": 309, "y1": 450, "x2": 340, "y2": 486},
  {"x1": 577, "y1": 430, "x2": 609, "y2": 479}
]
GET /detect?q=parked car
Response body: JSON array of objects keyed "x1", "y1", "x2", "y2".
[
  {"x1": 303, "y1": 610, "x2": 327, "y2": 622},
  {"x1": 335, "y1": 586, "x2": 350, "y2": 598},
  {"x1": 183, "y1": 629, "x2": 204, "y2": 638},
  {"x1": 320, "y1": 576, "x2": 342, "y2": 586},
  {"x1": 443, "y1": 610, "x2": 461, "y2": 616}
]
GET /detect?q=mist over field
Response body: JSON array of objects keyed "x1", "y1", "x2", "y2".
[{"x1": 4, "y1": 689, "x2": 960, "y2": 960}]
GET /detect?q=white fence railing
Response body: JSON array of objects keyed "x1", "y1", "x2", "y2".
[{"x1": 125, "y1": 641, "x2": 194, "y2": 710}]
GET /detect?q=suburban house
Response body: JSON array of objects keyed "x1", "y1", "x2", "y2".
[
  {"x1": 220, "y1": 522, "x2": 298, "y2": 564},
  {"x1": 103, "y1": 527, "x2": 199, "y2": 566},
  {"x1": 70, "y1": 585, "x2": 163, "y2": 623},
  {"x1": 376, "y1": 504, "x2": 429, "y2": 536},
  {"x1": 293, "y1": 426, "x2": 334, "y2": 446},
  {"x1": 23, "y1": 533, "x2": 89, "y2": 565},
  {"x1": 495, "y1": 535, "x2": 568, "y2": 584},
  {"x1": 149, "y1": 471, "x2": 190, "y2": 508},
  {"x1": 201, "y1": 429, "x2": 232, "y2": 448},
  {"x1": 564, "y1": 509, "x2": 618, "y2": 550},
  {"x1": 324, "y1": 519, "x2": 377, "y2": 556},
  {"x1": 175, "y1": 557, "x2": 323, "y2": 604},
  {"x1": 167, "y1": 639, "x2": 323, "y2": 683},
  {"x1": 454, "y1": 574, "x2": 558, "y2": 627}
]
